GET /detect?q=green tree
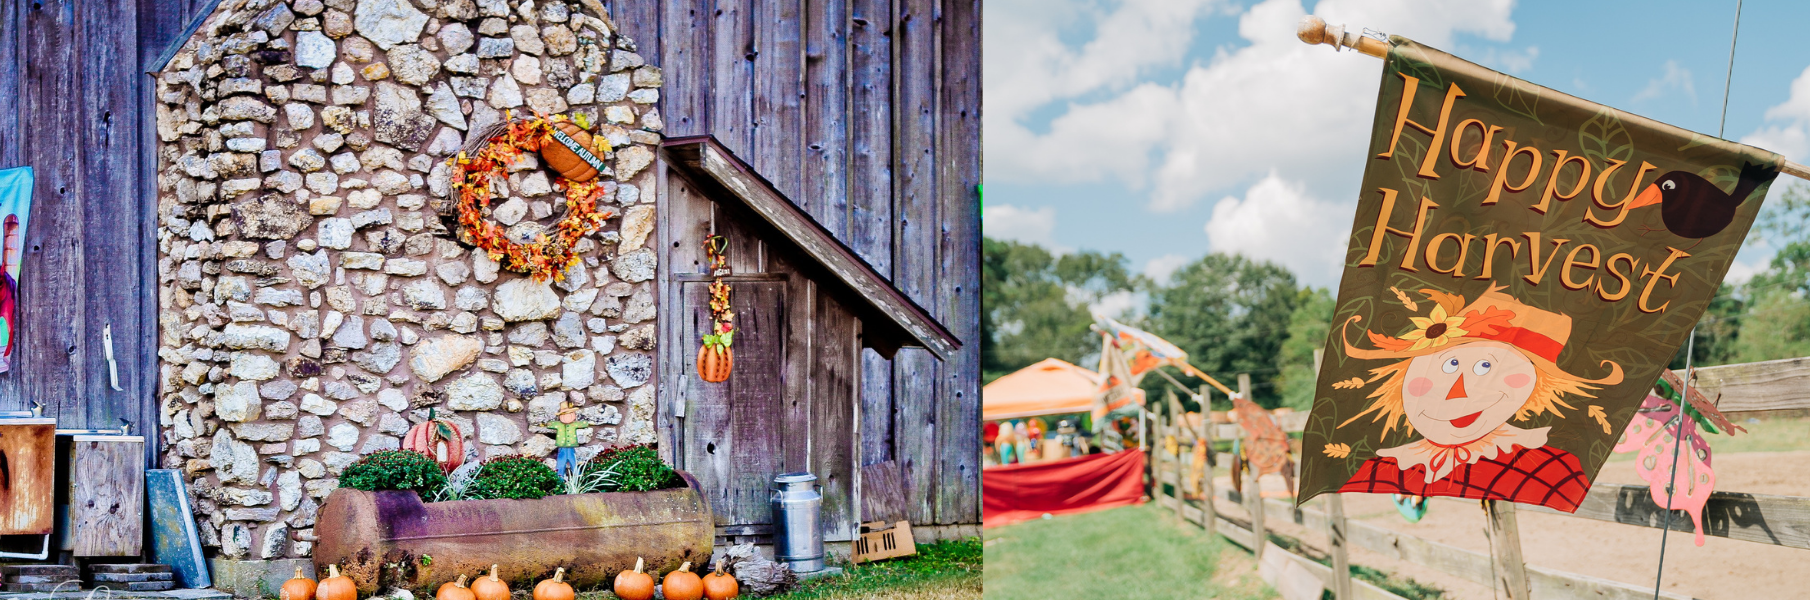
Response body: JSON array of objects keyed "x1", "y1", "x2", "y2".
[
  {"x1": 981, "y1": 238, "x2": 1138, "y2": 383},
  {"x1": 1705, "y1": 182, "x2": 1810, "y2": 365},
  {"x1": 1275, "y1": 287, "x2": 1336, "y2": 411},
  {"x1": 1144, "y1": 254, "x2": 1299, "y2": 409}
]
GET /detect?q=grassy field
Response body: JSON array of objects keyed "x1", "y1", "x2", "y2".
[
  {"x1": 770, "y1": 540, "x2": 983, "y2": 600},
  {"x1": 984, "y1": 504, "x2": 1277, "y2": 600}
]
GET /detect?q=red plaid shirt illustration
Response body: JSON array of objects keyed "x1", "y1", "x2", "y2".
[{"x1": 1338, "y1": 445, "x2": 1588, "y2": 512}]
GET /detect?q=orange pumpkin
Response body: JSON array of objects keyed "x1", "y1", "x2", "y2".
[
  {"x1": 613, "y1": 558, "x2": 655, "y2": 600},
  {"x1": 697, "y1": 345, "x2": 733, "y2": 383},
  {"x1": 471, "y1": 565, "x2": 510, "y2": 600},
  {"x1": 662, "y1": 562, "x2": 704, "y2": 600},
  {"x1": 403, "y1": 414, "x2": 466, "y2": 473},
  {"x1": 436, "y1": 575, "x2": 475, "y2": 600},
  {"x1": 540, "y1": 120, "x2": 606, "y2": 182},
  {"x1": 532, "y1": 568, "x2": 574, "y2": 600},
  {"x1": 280, "y1": 567, "x2": 316, "y2": 600},
  {"x1": 702, "y1": 561, "x2": 739, "y2": 600},
  {"x1": 315, "y1": 565, "x2": 355, "y2": 600}
]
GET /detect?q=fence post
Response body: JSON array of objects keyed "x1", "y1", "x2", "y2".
[
  {"x1": 1485, "y1": 500, "x2": 1531, "y2": 600},
  {"x1": 1166, "y1": 390, "x2": 1186, "y2": 520},
  {"x1": 1238, "y1": 373, "x2": 1264, "y2": 562},
  {"x1": 1309, "y1": 348, "x2": 1353, "y2": 600},
  {"x1": 1198, "y1": 385, "x2": 1217, "y2": 536}
]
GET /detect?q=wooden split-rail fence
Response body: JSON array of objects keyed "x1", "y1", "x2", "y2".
[{"x1": 1145, "y1": 355, "x2": 1810, "y2": 600}]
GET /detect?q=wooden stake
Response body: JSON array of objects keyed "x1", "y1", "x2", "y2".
[
  {"x1": 1198, "y1": 385, "x2": 1217, "y2": 537},
  {"x1": 1295, "y1": 15, "x2": 1810, "y2": 182},
  {"x1": 1485, "y1": 500, "x2": 1531, "y2": 600},
  {"x1": 1238, "y1": 373, "x2": 1264, "y2": 562},
  {"x1": 1307, "y1": 348, "x2": 1353, "y2": 600}
]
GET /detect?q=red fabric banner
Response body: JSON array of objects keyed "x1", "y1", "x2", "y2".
[{"x1": 982, "y1": 449, "x2": 1146, "y2": 528}]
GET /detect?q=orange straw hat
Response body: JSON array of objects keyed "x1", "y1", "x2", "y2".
[{"x1": 1341, "y1": 285, "x2": 1623, "y2": 386}]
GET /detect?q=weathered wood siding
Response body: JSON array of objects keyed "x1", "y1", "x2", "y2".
[
  {"x1": 621, "y1": 0, "x2": 981, "y2": 527},
  {"x1": 0, "y1": 0, "x2": 227, "y2": 455}
]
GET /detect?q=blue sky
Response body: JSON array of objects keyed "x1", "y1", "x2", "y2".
[{"x1": 982, "y1": 0, "x2": 1810, "y2": 297}]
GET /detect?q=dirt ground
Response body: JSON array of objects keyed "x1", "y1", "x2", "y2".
[{"x1": 1214, "y1": 450, "x2": 1810, "y2": 600}]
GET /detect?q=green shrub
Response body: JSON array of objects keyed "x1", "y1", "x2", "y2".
[
  {"x1": 340, "y1": 450, "x2": 448, "y2": 498},
  {"x1": 581, "y1": 444, "x2": 684, "y2": 493},
  {"x1": 464, "y1": 456, "x2": 564, "y2": 500}
]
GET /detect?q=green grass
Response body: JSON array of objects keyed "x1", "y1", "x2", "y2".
[
  {"x1": 984, "y1": 503, "x2": 1276, "y2": 600},
  {"x1": 770, "y1": 539, "x2": 982, "y2": 599},
  {"x1": 1607, "y1": 416, "x2": 1810, "y2": 461}
]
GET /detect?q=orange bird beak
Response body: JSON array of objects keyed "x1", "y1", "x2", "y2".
[
  {"x1": 1445, "y1": 375, "x2": 1468, "y2": 400},
  {"x1": 1628, "y1": 182, "x2": 1665, "y2": 210}
]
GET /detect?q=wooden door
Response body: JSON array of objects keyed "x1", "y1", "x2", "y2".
[{"x1": 680, "y1": 279, "x2": 786, "y2": 528}]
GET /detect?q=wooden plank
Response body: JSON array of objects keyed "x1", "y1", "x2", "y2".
[
  {"x1": 711, "y1": 0, "x2": 754, "y2": 155},
  {"x1": 860, "y1": 460, "x2": 908, "y2": 523},
  {"x1": 891, "y1": 0, "x2": 936, "y2": 309},
  {"x1": 662, "y1": 139, "x2": 959, "y2": 357},
  {"x1": 1198, "y1": 386, "x2": 1217, "y2": 536},
  {"x1": 20, "y1": 0, "x2": 88, "y2": 424},
  {"x1": 0, "y1": 420, "x2": 56, "y2": 534},
  {"x1": 680, "y1": 281, "x2": 736, "y2": 524},
  {"x1": 810, "y1": 291, "x2": 859, "y2": 540},
  {"x1": 845, "y1": 0, "x2": 891, "y2": 272},
  {"x1": 1325, "y1": 495, "x2": 1353, "y2": 600},
  {"x1": 71, "y1": 437, "x2": 144, "y2": 556},
  {"x1": 858, "y1": 349, "x2": 893, "y2": 465},
  {"x1": 0, "y1": 0, "x2": 21, "y2": 171},
  {"x1": 1207, "y1": 515, "x2": 1407, "y2": 600},
  {"x1": 1485, "y1": 500, "x2": 1530, "y2": 600},
  {"x1": 933, "y1": 0, "x2": 979, "y2": 526},
  {"x1": 81, "y1": 0, "x2": 143, "y2": 431},
  {"x1": 658, "y1": 0, "x2": 712, "y2": 136},
  {"x1": 729, "y1": 281, "x2": 787, "y2": 526},
  {"x1": 607, "y1": 0, "x2": 659, "y2": 61},
  {"x1": 771, "y1": 246, "x2": 813, "y2": 488},
  {"x1": 145, "y1": 470, "x2": 210, "y2": 588},
  {"x1": 1520, "y1": 481, "x2": 1810, "y2": 550},
  {"x1": 801, "y1": 0, "x2": 850, "y2": 237},
  {"x1": 894, "y1": 349, "x2": 938, "y2": 524},
  {"x1": 750, "y1": 0, "x2": 805, "y2": 201},
  {"x1": 1676, "y1": 357, "x2": 1810, "y2": 414}
]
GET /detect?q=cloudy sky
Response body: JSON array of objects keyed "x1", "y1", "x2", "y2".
[{"x1": 982, "y1": 0, "x2": 1810, "y2": 289}]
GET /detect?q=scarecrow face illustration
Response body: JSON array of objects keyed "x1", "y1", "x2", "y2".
[{"x1": 1333, "y1": 285, "x2": 1623, "y2": 511}]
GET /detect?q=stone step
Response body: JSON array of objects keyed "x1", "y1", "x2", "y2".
[
  {"x1": 120, "y1": 581, "x2": 179, "y2": 592},
  {"x1": 89, "y1": 571, "x2": 176, "y2": 583},
  {"x1": 3, "y1": 582, "x2": 83, "y2": 593},
  {"x1": 87, "y1": 563, "x2": 175, "y2": 574},
  {"x1": 1, "y1": 564, "x2": 80, "y2": 577},
  {"x1": 7, "y1": 574, "x2": 85, "y2": 584}
]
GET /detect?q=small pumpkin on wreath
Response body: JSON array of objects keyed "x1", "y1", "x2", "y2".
[{"x1": 445, "y1": 111, "x2": 616, "y2": 281}]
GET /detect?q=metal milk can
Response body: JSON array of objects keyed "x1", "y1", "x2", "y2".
[{"x1": 770, "y1": 472, "x2": 824, "y2": 572}]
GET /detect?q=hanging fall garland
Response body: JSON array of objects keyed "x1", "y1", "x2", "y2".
[
  {"x1": 446, "y1": 112, "x2": 615, "y2": 281},
  {"x1": 698, "y1": 235, "x2": 735, "y2": 383}
]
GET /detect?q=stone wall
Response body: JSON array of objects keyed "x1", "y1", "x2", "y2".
[{"x1": 153, "y1": 0, "x2": 663, "y2": 560}]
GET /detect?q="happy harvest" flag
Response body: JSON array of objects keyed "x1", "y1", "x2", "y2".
[{"x1": 1297, "y1": 37, "x2": 1782, "y2": 512}]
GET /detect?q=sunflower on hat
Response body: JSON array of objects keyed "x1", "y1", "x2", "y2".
[{"x1": 1328, "y1": 284, "x2": 1624, "y2": 512}]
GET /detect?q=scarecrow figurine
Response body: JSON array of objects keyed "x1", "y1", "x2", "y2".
[
  {"x1": 540, "y1": 402, "x2": 593, "y2": 479},
  {"x1": 1332, "y1": 284, "x2": 1624, "y2": 511}
]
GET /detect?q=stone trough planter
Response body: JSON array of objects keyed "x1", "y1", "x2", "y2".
[{"x1": 313, "y1": 472, "x2": 714, "y2": 593}]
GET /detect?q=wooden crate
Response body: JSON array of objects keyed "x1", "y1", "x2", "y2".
[
  {"x1": 0, "y1": 419, "x2": 57, "y2": 535},
  {"x1": 851, "y1": 521, "x2": 916, "y2": 564},
  {"x1": 69, "y1": 435, "x2": 145, "y2": 556}
]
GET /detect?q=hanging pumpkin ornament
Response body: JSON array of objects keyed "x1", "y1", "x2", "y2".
[
  {"x1": 613, "y1": 558, "x2": 655, "y2": 600},
  {"x1": 662, "y1": 562, "x2": 704, "y2": 600},
  {"x1": 539, "y1": 120, "x2": 611, "y2": 182},
  {"x1": 403, "y1": 408, "x2": 466, "y2": 473},
  {"x1": 698, "y1": 235, "x2": 735, "y2": 383},
  {"x1": 280, "y1": 567, "x2": 316, "y2": 600}
]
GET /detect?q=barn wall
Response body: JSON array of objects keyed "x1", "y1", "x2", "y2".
[{"x1": 620, "y1": 0, "x2": 981, "y2": 526}]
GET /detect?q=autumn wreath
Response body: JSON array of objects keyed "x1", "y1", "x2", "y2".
[{"x1": 447, "y1": 112, "x2": 614, "y2": 281}]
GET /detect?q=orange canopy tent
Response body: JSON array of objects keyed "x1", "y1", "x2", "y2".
[{"x1": 983, "y1": 358, "x2": 1142, "y2": 421}]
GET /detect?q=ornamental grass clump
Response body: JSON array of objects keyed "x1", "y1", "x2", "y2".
[
  {"x1": 340, "y1": 450, "x2": 448, "y2": 498},
  {"x1": 464, "y1": 456, "x2": 564, "y2": 500}
]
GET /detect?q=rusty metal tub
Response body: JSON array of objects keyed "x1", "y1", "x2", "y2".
[{"x1": 314, "y1": 472, "x2": 714, "y2": 593}]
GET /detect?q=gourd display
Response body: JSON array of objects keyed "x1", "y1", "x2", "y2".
[
  {"x1": 533, "y1": 568, "x2": 574, "y2": 600},
  {"x1": 539, "y1": 120, "x2": 607, "y2": 182},
  {"x1": 612, "y1": 558, "x2": 655, "y2": 600},
  {"x1": 702, "y1": 561, "x2": 740, "y2": 600},
  {"x1": 662, "y1": 562, "x2": 704, "y2": 600},
  {"x1": 402, "y1": 412, "x2": 465, "y2": 473},
  {"x1": 697, "y1": 344, "x2": 733, "y2": 383},
  {"x1": 471, "y1": 565, "x2": 510, "y2": 600},
  {"x1": 315, "y1": 565, "x2": 355, "y2": 600},
  {"x1": 436, "y1": 575, "x2": 475, "y2": 600},
  {"x1": 280, "y1": 567, "x2": 316, "y2": 600}
]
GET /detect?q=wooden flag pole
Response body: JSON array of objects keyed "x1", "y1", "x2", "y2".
[{"x1": 1295, "y1": 15, "x2": 1810, "y2": 182}]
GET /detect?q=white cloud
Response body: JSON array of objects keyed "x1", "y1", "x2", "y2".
[
  {"x1": 1143, "y1": 254, "x2": 1191, "y2": 283},
  {"x1": 1091, "y1": 290, "x2": 1141, "y2": 319},
  {"x1": 1742, "y1": 64, "x2": 1810, "y2": 162},
  {"x1": 986, "y1": 0, "x2": 1520, "y2": 212},
  {"x1": 1203, "y1": 173, "x2": 1350, "y2": 285},
  {"x1": 1476, "y1": 45, "x2": 1539, "y2": 74},
  {"x1": 1632, "y1": 59, "x2": 1697, "y2": 106},
  {"x1": 982, "y1": 204, "x2": 1064, "y2": 251}
]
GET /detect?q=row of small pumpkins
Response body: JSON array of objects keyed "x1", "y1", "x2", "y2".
[{"x1": 283, "y1": 560, "x2": 739, "y2": 600}]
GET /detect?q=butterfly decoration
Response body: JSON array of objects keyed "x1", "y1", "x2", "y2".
[{"x1": 1612, "y1": 369, "x2": 1745, "y2": 546}]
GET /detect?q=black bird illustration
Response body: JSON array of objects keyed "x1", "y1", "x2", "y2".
[{"x1": 1627, "y1": 161, "x2": 1779, "y2": 239}]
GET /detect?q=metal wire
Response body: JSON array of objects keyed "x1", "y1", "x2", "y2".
[{"x1": 1656, "y1": 6, "x2": 1741, "y2": 596}]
